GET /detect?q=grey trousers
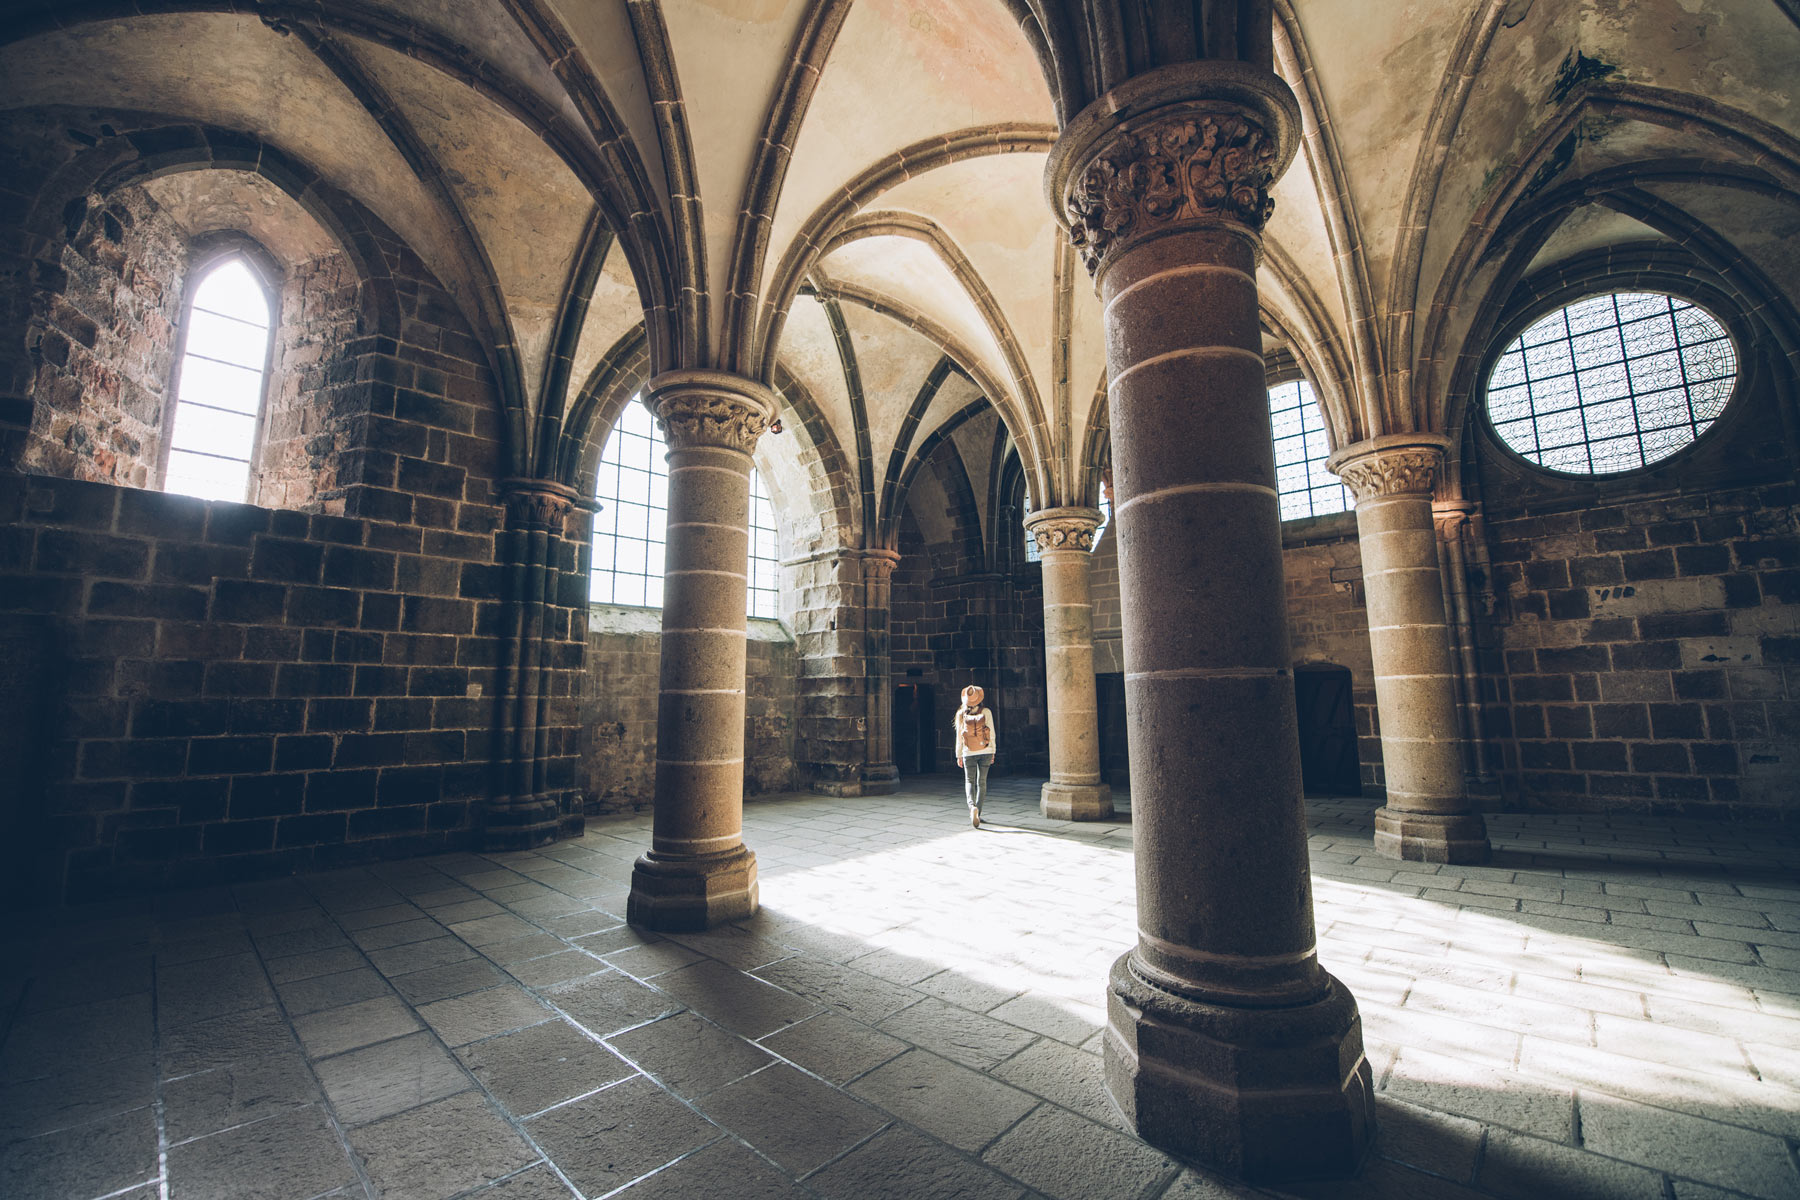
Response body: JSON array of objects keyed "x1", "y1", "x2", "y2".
[{"x1": 962, "y1": 752, "x2": 993, "y2": 813}]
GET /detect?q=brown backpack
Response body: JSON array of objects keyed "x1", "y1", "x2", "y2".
[{"x1": 961, "y1": 710, "x2": 991, "y2": 752}]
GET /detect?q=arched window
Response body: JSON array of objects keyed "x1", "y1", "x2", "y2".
[
  {"x1": 162, "y1": 257, "x2": 273, "y2": 500},
  {"x1": 590, "y1": 398, "x2": 780, "y2": 617},
  {"x1": 1485, "y1": 292, "x2": 1737, "y2": 475},
  {"x1": 1270, "y1": 379, "x2": 1350, "y2": 520}
]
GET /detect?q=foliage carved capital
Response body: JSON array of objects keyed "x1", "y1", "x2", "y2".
[
  {"x1": 1326, "y1": 436, "x2": 1453, "y2": 503},
  {"x1": 1065, "y1": 113, "x2": 1280, "y2": 276},
  {"x1": 1046, "y1": 61, "x2": 1302, "y2": 280},
  {"x1": 642, "y1": 370, "x2": 778, "y2": 454}
]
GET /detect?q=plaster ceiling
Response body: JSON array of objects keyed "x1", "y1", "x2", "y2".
[{"x1": 4, "y1": 0, "x2": 1796, "y2": 520}]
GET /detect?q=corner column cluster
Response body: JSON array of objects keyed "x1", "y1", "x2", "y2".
[
  {"x1": 627, "y1": 370, "x2": 774, "y2": 931},
  {"x1": 1047, "y1": 60, "x2": 1372, "y2": 1182}
]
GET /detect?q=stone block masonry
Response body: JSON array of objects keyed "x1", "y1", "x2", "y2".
[
  {"x1": 578, "y1": 605, "x2": 797, "y2": 813},
  {"x1": 0, "y1": 469, "x2": 576, "y2": 900},
  {"x1": 1487, "y1": 482, "x2": 1800, "y2": 819},
  {"x1": 0, "y1": 187, "x2": 586, "y2": 898}
]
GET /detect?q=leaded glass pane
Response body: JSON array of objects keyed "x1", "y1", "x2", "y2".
[
  {"x1": 1268, "y1": 380, "x2": 1350, "y2": 519},
  {"x1": 1485, "y1": 292, "x2": 1736, "y2": 475},
  {"x1": 590, "y1": 396, "x2": 779, "y2": 617},
  {"x1": 164, "y1": 258, "x2": 272, "y2": 502}
]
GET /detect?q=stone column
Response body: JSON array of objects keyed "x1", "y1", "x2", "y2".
[
  {"x1": 1025, "y1": 508, "x2": 1112, "y2": 820},
  {"x1": 1047, "y1": 61, "x2": 1371, "y2": 1182},
  {"x1": 861, "y1": 550, "x2": 900, "y2": 794},
  {"x1": 1326, "y1": 435, "x2": 1491, "y2": 863},
  {"x1": 488, "y1": 479, "x2": 578, "y2": 850},
  {"x1": 627, "y1": 370, "x2": 775, "y2": 931}
]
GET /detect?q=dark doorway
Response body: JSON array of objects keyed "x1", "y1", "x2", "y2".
[
  {"x1": 893, "y1": 683, "x2": 937, "y2": 776},
  {"x1": 1293, "y1": 663, "x2": 1361, "y2": 797},
  {"x1": 1096, "y1": 672, "x2": 1129, "y2": 788}
]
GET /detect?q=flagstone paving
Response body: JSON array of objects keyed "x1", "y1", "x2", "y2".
[{"x1": 3, "y1": 776, "x2": 1799, "y2": 1199}]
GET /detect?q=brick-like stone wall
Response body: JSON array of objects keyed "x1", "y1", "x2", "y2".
[
  {"x1": 786, "y1": 549, "x2": 866, "y2": 794},
  {"x1": 1282, "y1": 515, "x2": 1384, "y2": 793},
  {"x1": 577, "y1": 606, "x2": 797, "y2": 812},
  {"x1": 255, "y1": 248, "x2": 362, "y2": 510},
  {"x1": 1486, "y1": 482, "x2": 1800, "y2": 818},
  {"x1": 19, "y1": 185, "x2": 185, "y2": 488},
  {"x1": 0, "y1": 122, "x2": 594, "y2": 898},
  {"x1": 1, "y1": 476, "x2": 502, "y2": 899},
  {"x1": 891, "y1": 476, "x2": 1048, "y2": 775}
]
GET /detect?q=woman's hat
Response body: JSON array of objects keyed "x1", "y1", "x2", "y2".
[{"x1": 962, "y1": 685, "x2": 984, "y2": 706}]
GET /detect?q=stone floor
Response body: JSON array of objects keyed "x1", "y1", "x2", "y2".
[{"x1": 4, "y1": 777, "x2": 1800, "y2": 1200}]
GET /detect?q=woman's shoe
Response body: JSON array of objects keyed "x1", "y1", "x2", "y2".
[{"x1": 971, "y1": 808, "x2": 980, "y2": 828}]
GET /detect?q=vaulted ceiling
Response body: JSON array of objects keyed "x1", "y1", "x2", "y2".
[{"x1": 4, "y1": 0, "x2": 1797, "y2": 555}]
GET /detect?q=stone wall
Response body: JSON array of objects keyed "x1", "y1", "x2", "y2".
[
  {"x1": 1093, "y1": 510, "x2": 1388, "y2": 793},
  {"x1": 18, "y1": 184, "x2": 185, "y2": 488},
  {"x1": 1282, "y1": 515, "x2": 1384, "y2": 793},
  {"x1": 255, "y1": 248, "x2": 362, "y2": 511},
  {"x1": 891, "y1": 504, "x2": 1047, "y2": 775},
  {"x1": 578, "y1": 605, "x2": 797, "y2": 813},
  {"x1": 1485, "y1": 481, "x2": 1800, "y2": 818},
  {"x1": 786, "y1": 549, "x2": 866, "y2": 794},
  {"x1": 0, "y1": 127, "x2": 595, "y2": 899}
]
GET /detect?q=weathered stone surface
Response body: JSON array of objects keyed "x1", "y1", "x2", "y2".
[
  {"x1": 314, "y1": 1030, "x2": 469, "y2": 1127},
  {"x1": 607, "y1": 1011, "x2": 775, "y2": 1098},
  {"x1": 351, "y1": 1091, "x2": 537, "y2": 1200},
  {"x1": 523, "y1": 1076, "x2": 716, "y2": 1197},
  {"x1": 168, "y1": 1104, "x2": 355, "y2": 1200},
  {"x1": 457, "y1": 1018, "x2": 633, "y2": 1119}
]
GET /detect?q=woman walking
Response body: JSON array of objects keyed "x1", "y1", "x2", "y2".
[{"x1": 954, "y1": 685, "x2": 997, "y2": 827}]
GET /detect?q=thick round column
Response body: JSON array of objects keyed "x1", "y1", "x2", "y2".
[
  {"x1": 1048, "y1": 60, "x2": 1371, "y2": 1183},
  {"x1": 1025, "y1": 508, "x2": 1112, "y2": 820},
  {"x1": 627, "y1": 370, "x2": 774, "y2": 931},
  {"x1": 1327, "y1": 436, "x2": 1491, "y2": 864},
  {"x1": 861, "y1": 551, "x2": 900, "y2": 794}
]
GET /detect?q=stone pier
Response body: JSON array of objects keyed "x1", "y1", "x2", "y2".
[
  {"x1": 1025, "y1": 507, "x2": 1112, "y2": 820},
  {"x1": 1328, "y1": 434, "x2": 1492, "y2": 863},
  {"x1": 627, "y1": 370, "x2": 774, "y2": 931},
  {"x1": 1047, "y1": 59, "x2": 1373, "y2": 1182}
]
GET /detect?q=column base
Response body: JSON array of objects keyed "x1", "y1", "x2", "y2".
[
  {"x1": 860, "y1": 763, "x2": 900, "y2": 795},
  {"x1": 480, "y1": 796, "x2": 561, "y2": 852},
  {"x1": 1373, "y1": 807, "x2": 1491, "y2": 864},
  {"x1": 1104, "y1": 952, "x2": 1373, "y2": 1184},
  {"x1": 627, "y1": 845, "x2": 759, "y2": 931},
  {"x1": 1042, "y1": 781, "x2": 1114, "y2": 821}
]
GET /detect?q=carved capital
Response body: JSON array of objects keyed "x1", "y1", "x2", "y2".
[
  {"x1": 1064, "y1": 113, "x2": 1279, "y2": 275},
  {"x1": 862, "y1": 550, "x2": 900, "y2": 583},
  {"x1": 1047, "y1": 61, "x2": 1301, "y2": 279},
  {"x1": 641, "y1": 369, "x2": 778, "y2": 454},
  {"x1": 500, "y1": 478, "x2": 578, "y2": 531},
  {"x1": 1025, "y1": 506, "x2": 1104, "y2": 554},
  {"x1": 1326, "y1": 435, "x2": 1452, "y2": 504}
]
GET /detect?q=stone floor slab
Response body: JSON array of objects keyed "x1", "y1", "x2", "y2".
[
  {"x1": 608, "y1": 1010, "x2": 776, "y2": 1098},
  {"x1": 456, "y1": 1017, "x2": 634, "y2": 1118},
  {"x1": 524, "y1": 1076, "x2": 717, "y2": 1197},
  {"x1": 167, "y1": 1104, "x2": 355, "y2": 1200},
  {"x1": 695, "y1": 1061, "x2": 886, "y2": 1175},
  {"x1": 314, "y1": 1030, "x2": 470, "y2": 1126},
  {"x1": 0, "y1": 1105, "x2": 157, "y2": 1200},
  {"x1": 351, "y1": 1090, "x2": 537, "y2": 1200},
  {"x1": 849, "y1": 1049, "x2": 1038, "y2": 1153}
]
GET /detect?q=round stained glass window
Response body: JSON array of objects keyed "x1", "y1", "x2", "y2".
[{"x1": 1485, "y1": 292, "x2": 1737, "y2": 475}]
